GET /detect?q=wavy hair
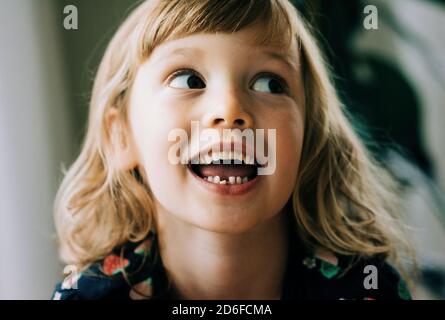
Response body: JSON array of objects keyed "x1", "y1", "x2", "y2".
[{"x1": 54, "y1": 0, "x2": 413, "y2": 275}]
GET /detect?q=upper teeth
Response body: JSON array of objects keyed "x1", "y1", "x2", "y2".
[
  {"x1": 206, "y1": 176, "x2": 249, "y2": 184},
  {"x1": 197, "y1": 151, "x2": 254, "y2": 165}
]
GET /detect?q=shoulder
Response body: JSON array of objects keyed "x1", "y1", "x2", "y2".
[
  {"x1": 51, "y1": 233, "x2": 157, "y2": 300},
  {"x1": 297, "y1": 248, "x2": 411, "y2": 300}
]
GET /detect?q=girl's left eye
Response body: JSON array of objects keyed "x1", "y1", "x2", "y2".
[
  {"x1": 251, "y1": 74, "x2": 287, "y2": 94},
  {"x1": 168, "y1": 70, "x2": 206, "y2": 89}
]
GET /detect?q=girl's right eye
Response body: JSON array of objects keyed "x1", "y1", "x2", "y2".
[{"x1": 168, "y1": 70, "x2": 206, "y2": 89}]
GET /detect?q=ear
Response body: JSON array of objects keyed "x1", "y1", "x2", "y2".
[{"x1": 105, "y1": 108, "x2": 138, "y2": 171}]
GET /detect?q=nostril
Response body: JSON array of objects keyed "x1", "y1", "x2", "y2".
[
  {"x1": 214, "y1": 118, "x2": 225, "y2": 125},
  {"x1": 234, "y1": 119, "x2": 245, "y2": 126}
]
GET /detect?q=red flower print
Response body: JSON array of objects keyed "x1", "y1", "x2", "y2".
[{"x1": 102, "y1": 254, "x2": 130, "y2": 276}]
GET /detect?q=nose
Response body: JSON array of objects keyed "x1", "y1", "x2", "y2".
[{"x1": 202, "y1": 86, "x2": 254, "y2": 130}]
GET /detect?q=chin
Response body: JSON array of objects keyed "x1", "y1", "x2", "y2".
[{"x1": 187, "y1": 205, "x2": 276, "y2": 235}]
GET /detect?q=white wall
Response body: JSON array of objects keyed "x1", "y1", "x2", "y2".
[{"x1": 0, "y1": 0, "x2": 72, "y2": 299}]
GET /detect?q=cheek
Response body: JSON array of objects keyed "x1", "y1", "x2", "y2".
[
  {"x1": 129, "y1": 99, "x2": 177, "y2": 176},
  {"x1": 129, "y1": 95, "x2": 194, "y2": 209},
  {"x1": 278, "y1": 133, "x2": 302, "y2": 196},
  {"x1": 271, "y1": 110, "x2": 304, "y2": 199},
  {"x1": 279, "y1": 122, "x2": 304, "y2": 172}
]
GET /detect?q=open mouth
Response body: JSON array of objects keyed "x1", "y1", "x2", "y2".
[{"x1": 188, "y1": 151, "x2": 260, "y2": 185}]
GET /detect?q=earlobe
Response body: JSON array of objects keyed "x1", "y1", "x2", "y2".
[{"x1": 105, "y1": 108, "x2": 138, "y2": 171}]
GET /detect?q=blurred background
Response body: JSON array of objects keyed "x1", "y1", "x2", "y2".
[{"x1": 0, "y1": 0, "x2": 444, "y2": 299}]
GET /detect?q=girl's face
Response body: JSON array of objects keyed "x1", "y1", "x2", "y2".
[{"x1": 128, "y1": 25, "x2": 305, "y2": 233}]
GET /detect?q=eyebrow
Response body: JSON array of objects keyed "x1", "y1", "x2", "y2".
[
  {"x1": 261, "y1": 50, "x2": 300, "y2": 75},
  {"x1": 166, "y1": 47, "x2": 204, "y2": 59},
  {"x1": 150, "y1": 47, "x2": 204, "y2": 66},
  {"x1": 158, "y1": 46, "x2": 299, "y2": 74}
]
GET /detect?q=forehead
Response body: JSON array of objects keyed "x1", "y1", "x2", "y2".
[{"x1": 148, "y1": 25, "x2": 300, "y2": 71}]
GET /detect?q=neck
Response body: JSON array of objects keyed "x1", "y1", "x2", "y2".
[{"x1": 155, "y1": 209, "x2": 289, "y2": 300}]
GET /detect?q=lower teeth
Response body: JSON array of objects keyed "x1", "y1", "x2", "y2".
[{"x1": 205, "y1": 176, "x2": 249, "y2": 185}]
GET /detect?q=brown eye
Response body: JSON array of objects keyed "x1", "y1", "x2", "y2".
[
  {"x1": 252, "y1": 74, "x2": 287, "y2": 94},
  {"x1": 169, "y1": 70, "x2": 206, "y2": 89}
]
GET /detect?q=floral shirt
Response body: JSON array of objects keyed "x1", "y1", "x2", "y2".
[{"x1": 51, "y1": 230, "x2": 411, "y2": 300}]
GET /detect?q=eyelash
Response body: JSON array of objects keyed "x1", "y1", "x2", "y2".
[
  {"x1": 167, "y1": 68, "x2": 289, "y2": 94},
  {"x1": 168, "y1": 69, "x2": 204, "y2": 83}
]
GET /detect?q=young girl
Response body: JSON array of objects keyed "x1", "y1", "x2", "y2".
[{"x1": 51, "y1": 0, "x2": 413, "y2": 300}]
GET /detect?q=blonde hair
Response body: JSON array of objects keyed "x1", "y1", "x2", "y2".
[{"x1": 55, "y1": 0, "x2": 413, "y2": 274}]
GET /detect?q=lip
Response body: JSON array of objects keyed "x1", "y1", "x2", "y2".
[{"x1": 187, "y1": 164, "x2": 261, "y2": 196}]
